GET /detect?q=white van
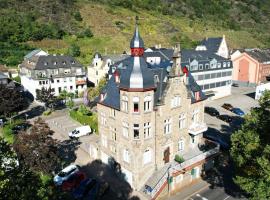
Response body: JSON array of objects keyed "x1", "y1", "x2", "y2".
[{"x1": 69, "y1": 126, "x2": 91, "y2": 138}]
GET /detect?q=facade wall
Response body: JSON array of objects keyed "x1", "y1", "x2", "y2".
[
  {"x1": 259, "y1": 63, "x2": 270, "y2": 83},
  {"x1": 21, "y1": 75, "x2": 86, "y2": 98},
  {"x1": 232, "y1": 53, "x2": 259, "y2": 84},
  {"x1": 97, "y1": 75, "x2": 206, "y2": 191},
  {"x1": 88, "y1": 60, "x2": 109, "y2": 86}
]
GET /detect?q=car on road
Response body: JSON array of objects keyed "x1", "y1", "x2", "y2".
[
  {"x1": 69, "y1": 126, "x2": 91, "y2": 138},
  {"x1": 217, "y1": 114, "x2": 233, "y2": 123},
  {"x1": 203, "y1": 134, "x2": 230, "y2": 150},
  {"x1": 12, "y1": 123, "x2": 31, "y2": 134},
  {"x1": 62, "y1": 172, "x2": 86, "y2": 191},
  {"x1": 73, "y1": 178, "x2": 109, "y2": 200},
  {"x1": 54, "y1": 164, "x2": 80, "y2": 186},
  {"x1": 231, "y1": 107, "x2": 245, "y2": 116},
  {"x1": 232, "y1": 83, "x2": 239, "y2": 87},
  {"x1": 204, "y1": 106, "x2": 220, "y2": 116},
  {"x1": 221, "y1": 103, "x2": 233, "y2": 111}
]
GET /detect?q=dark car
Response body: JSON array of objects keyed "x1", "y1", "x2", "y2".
[
  {"x1": 221, "y1": 103, "x2": 233, "y2": 111},
  {"x1": 62, "y1": 172, "x2": 86, "y2": 191},
  {"x1": 232, "y1": 83, "x2": 239, "y2": 87},
  {"x1": 204, "y1": 134, "x2": 230, "y2": 150},
  {"x1": 12, "y1": 123, "x2": 31, "y2": 134},
  {"x1": 217, "y1": 114, "x2": 233, "y2": 123},
  {"x1": 204, "y1": 106, "x2": 220, "y2": 116},
  {"x1": 231, "y1": 108, "x2": 245, "y2": 116},
  {"x1": 73, "y1": 178, "x2": 109, "y2": 200}
]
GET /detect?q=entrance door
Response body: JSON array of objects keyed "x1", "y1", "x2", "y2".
[
  {"x1": 238, "y1": 59, "x2": 249, "y2": 82},
  {"x1": 163, "y1": 147, "x2": 170, "y2": 163}
]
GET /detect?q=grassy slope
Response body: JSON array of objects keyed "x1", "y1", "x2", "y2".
[{"x1": 27, "y1": 2, "x2": 265, "y2": 66}]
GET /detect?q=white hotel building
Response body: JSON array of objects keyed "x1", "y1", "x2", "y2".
[{"x1": 19, "y1": 53, "x2": 87, "y2": 99}]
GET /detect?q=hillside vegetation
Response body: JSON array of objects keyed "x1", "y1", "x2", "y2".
[{"x1": 1, "y1": 0, "x2": 270, "y2": 67}]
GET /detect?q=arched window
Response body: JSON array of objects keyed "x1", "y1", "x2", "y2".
[
  {"x1": 143, "y1": 148, "x2": 152, "y2": 165},
  {"x1": 144, "y1": 95, "x2": 152, "y2": 112},
  {"x1": 133, "y1": 97, "x2": 139, "y2": 113}
]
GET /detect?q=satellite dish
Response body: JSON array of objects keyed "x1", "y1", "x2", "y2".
[{"x1": 166, "y1": 66, "x2": 172, "y2": 72}]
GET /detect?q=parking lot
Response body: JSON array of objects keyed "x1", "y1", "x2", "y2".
[
  {"x1": 204, "y1": 86, "x2": 259, "y2": 144},
  {"x1": 44, "y1": 110, "x2": 99, "y2": 166}
]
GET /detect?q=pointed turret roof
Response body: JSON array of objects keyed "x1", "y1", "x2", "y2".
[{"x1": 130, "y1": 23, "x2": 144, "y2": 48}]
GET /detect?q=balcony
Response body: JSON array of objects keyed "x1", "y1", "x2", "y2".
[
  {"x1": 188, "y1": 122, "x2": 208, "y2": 136},
  {"x1": 76, "y1": 79, "x2": 86, "y2": 85}
]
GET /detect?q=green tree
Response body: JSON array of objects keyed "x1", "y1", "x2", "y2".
[
  {"x1": 68, "y1": 44, "x2": 80, "y2": 57},
  {"x1": 74, "y1": 11, "x2": 82, "y2": 21},
  {"x1": 230, "y1": 90, "x2": 270, "y2": 200},
  {"x1": 13, "y1": 118, "x2": 62, "y2": 174},
  {"x1": 36, "y1": 87, "x2": 56, "y2": 110},
  {"x1": 0, "y1": 84, "x2": 28, "y2": 118}
]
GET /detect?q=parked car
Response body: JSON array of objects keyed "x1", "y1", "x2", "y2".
[
  {"x1": 203, "y1": 134, "x2": 230, "y2": 150},
  {"x1": 73, "y1": 178, "x2": 109, "y2": 200},
  {"x1": 69, "y1": 126, "x2": 91, "y2": 138},
  {"x1": 221, "y1": 103, "x2": 233, "y2": 111},
  {"x1": 12, "y1": 123, "x2": 31, "y2": 134},
  {"x1": 204, "y1": 106, "x2": 220, "y2": 116},
  {"x1": 231, "y1": 108, "x2": 245, "y2": 116},
  {"x1": 62, "y1": 172, "x2": 86, "y2": 191},
  {"x1": 232, "y1": 83, "x2": 239, "y2": 87},
  {"x1": 217, "y1": 114, "x2": 233, "y2": 123},
  {"x1": 54, "y1": 164, "x2": 80, "y2": 186}
]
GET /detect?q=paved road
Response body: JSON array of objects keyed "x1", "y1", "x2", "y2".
[{"x1": 188, "y1": 187, "x2": 246, "y2": 200}]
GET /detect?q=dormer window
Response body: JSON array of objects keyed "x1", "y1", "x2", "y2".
[
  {"x1": 63, "y1": 61, "x2": 66, "y2": 65},
  {"x1": 53, "y1": 61, "x2": 57, "y2": 65},
  {"x1": 133, "y1": 97, "x2": 139, "y2": 113},
  {"x1": 44, "y1": 62, "x2": 48, "y2": 66},
  {"x1": 71, "y1": 60, "x2": 75, "y2": 64}
]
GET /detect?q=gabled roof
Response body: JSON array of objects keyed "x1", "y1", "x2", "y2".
[
  {"x1": 245, "y1": 49, "x2": 270, "y2": 63},
  {"x1": 200, "y1": 37, "x2": 222, "y2": 53},
  {"x1": 144, "y1": 49, "x2": 174, "y2": 61},
  {"x1": 23, "y1": 55, "x2": 83, "y2": 70},
  {"x1": 181, "y1": 49, "x2": 227, "y2": 63},
  {"x1": 24, "y1": 49, "x2": 48, "y2": 59}
]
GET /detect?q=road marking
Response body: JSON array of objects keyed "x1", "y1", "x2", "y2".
[
  {"x1": 184, "y1": 184, "x2": 210, "y2": 200},
  {"x1": 196, "y1": 194, "x2": 208, "y2": 200},
  {"x1": 224, "y1": 196, "x2": 231, "y2": 200}
]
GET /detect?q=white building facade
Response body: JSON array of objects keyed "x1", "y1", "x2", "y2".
[
  {"x1": 19, "y1": 54, "x2": 87, "y2": 99},
  {"x1": 255, "y1": 82, "x2": 270, "y2": 100}
]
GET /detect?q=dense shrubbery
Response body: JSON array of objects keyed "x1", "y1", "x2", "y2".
[{"x1": 69, "y1": 107, "x2": 98, "y2": 133}]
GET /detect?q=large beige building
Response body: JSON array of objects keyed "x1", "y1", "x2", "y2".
[{"x1": 97, "y1": 24, "x2": 219, "y2": 199}]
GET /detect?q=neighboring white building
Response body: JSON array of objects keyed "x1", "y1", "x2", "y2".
[
  {"x1": 255, "y1": 82, "x2": 270, "y2": 100},
  {"x1": 88, "y1": 52, "x2": 128, "y2": 86},
  {"x1": 19, "y1": 54, "x2": 87, "y2": 99}
]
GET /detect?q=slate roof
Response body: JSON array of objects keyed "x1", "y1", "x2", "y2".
[
  {"x1": 24, "y1": 49, "x2": 47, "y2": 59},
  {"x1": 117, "y1": 56, "x2": 155, "y2": 90},
  {"x1": 130, "y1": 26, "x2": 144, "y2": 48},
  {"x1": 245, "y1": 49, "x2": 270, "y2": 63},
  {"x1": 144, "y1": 48, "x2": 174, "y2": 61},
  {"x1": 181, "y1": 49, "x2": 226, "y2": 63},
  {"x1": 22, "y1": 55, "x2": 83, "y2": 70},
  {"x1": 200, "y1": 37, "x2": 222, "y2": 53}
]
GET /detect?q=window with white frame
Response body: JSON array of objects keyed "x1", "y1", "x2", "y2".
[
  {"x1": 122, "y1": 95, "x2": 128, "y2": 112},
  {"x1": 179, "y1": 113, "x2": 186, "y2": 129},
  {"x1": 122, "y1": 122, "x2": 129, "y2": 138},
  {"x1": 217, "y1": 63, "x2": 221, "y2": 68},
  {"x1": 199, "y1": 64, "x2": 203, "y2": 70},
  {"x1": 144, "y1": 96, "x2": 151, "y2": 112},
  {"x1": 144, "y1": 122, "x2": 151, "y2": 139},
  {"x1": 110, "y1": 108, "x2": 116, "y2": 118},
  {"x1": 143, "y1": 149, "x2": 152, "y2": 164},
  {"x1": 192, "y1": 109, "x2": 199, "y2": 124},
  {"x1": 133, "y1": 97, "x2": 139, "y2": 113},
  {"x1": 133, "y1": 124, "x2": 140, "y2": 139},
  {"x1": 164, "y1": 118, "x2": 172, "y2": 134},
  {"x1": 110, "y1": 145, "x2": 116, "y2": 153},
  {"x1": 171, "y1": 96, "x2": 181, "y2": 108},
  {"x1": 123, "y1": 149, "x2": 130, "y2": 163},
  {"x1": 101, "y1": 135, "x2": 107, "y2": 147},
  {"x1": 110, "y1": 127, "x2": 116, "y2": 141},
  {"x1": 227, "y1": 62, "x2": 231, "y2": 67},
  {"x1": 178, "y1": 139, "x2": 185, "y2": 151},
  {"x1": 101, "y1": 113, "x2": 107, "y2": 126},
  {"x1": 223, "y1": 62, "x2": 226, "y2": 68}
]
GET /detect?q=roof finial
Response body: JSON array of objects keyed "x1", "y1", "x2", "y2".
[{"x1": 135, "y1": 15, "x2": 139, "y2": 26}]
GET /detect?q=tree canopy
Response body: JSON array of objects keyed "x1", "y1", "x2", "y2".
[
  {"x1": 0, "y1": 84, "x2": 28, "y2": 117},
  {"x1": 13, "y1": 118, "x2": 62, "y2": 174},
  {"x1": 230, "y1": 90, "x2": 270, "y2": 200}
]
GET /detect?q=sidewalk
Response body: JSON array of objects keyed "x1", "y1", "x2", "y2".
[{"x1": 166, "y1": 179, "x2": 210, "y2": 200}]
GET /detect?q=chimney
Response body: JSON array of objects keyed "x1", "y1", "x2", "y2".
[{"x1": 114, "y1": 70, "x2": 120, "y2": 84}]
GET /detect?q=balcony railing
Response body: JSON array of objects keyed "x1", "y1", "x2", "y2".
[
  {"x1": 188, "y1": 122, "x2": 208, "y2": 135},
  {"x1": 147, "y1": 141, "x2": 219, "y2": 199},
  {"x1": 76, "y1": 80, "x2": 86, "y2": 85}
]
